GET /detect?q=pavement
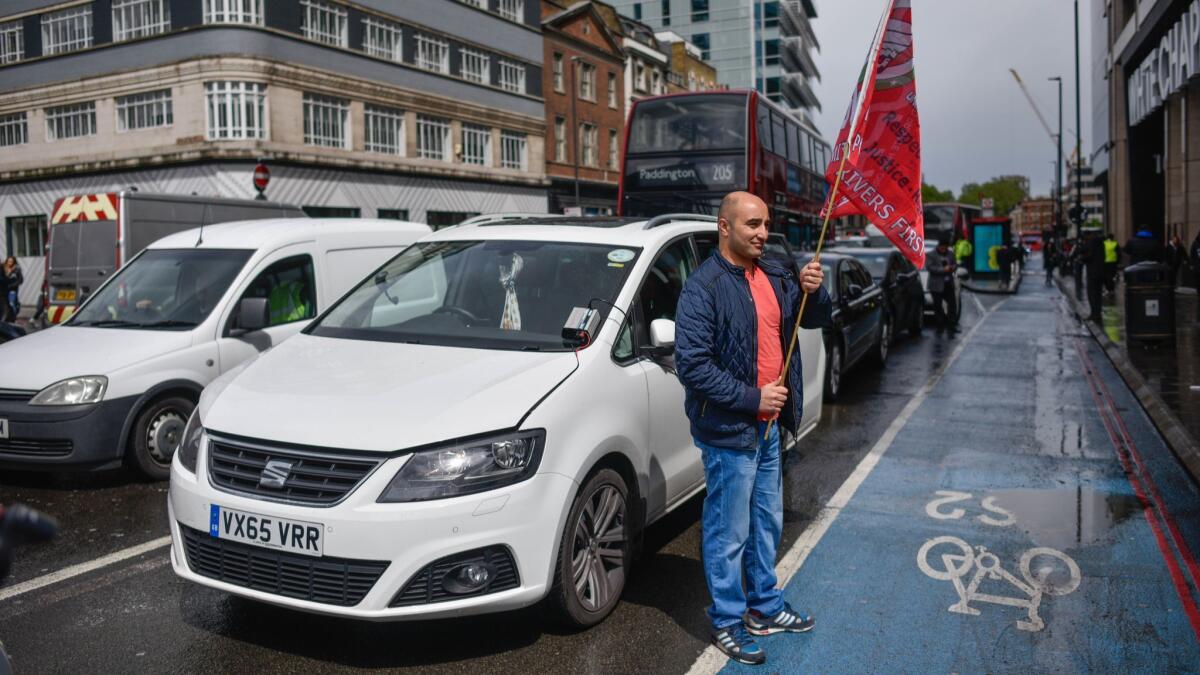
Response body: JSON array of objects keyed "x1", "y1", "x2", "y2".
[{"x1": 3, "y1": 279, "x2": 1200, "y2": 673}]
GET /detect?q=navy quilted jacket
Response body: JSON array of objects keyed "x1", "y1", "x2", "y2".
[{"x1": 674, "y1": 252, "x2": 833, "y2": 449}]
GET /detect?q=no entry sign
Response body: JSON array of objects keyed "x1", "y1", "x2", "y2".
[{"x1": 253, "y1": 163, "x2": 270, "y2": 194}]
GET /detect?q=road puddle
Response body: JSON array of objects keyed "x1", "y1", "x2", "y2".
[{"x1": 986, "y1": 487, "x2": 1141, "y2": 550}]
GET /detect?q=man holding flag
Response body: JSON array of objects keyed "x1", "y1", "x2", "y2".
[{"x1": 675, "y1": 0, "x2": 923, "y2": 666}]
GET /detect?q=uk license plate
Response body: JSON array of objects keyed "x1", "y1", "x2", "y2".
[
  {"x1": 54, "y1": 289, "x2": 77, "y2": 302},
  {"x1": 209, "y1": 504, "x2": 323, "y2": 557}
]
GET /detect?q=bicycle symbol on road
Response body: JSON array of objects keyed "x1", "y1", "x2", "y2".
[{"x1": 917, "y1": 535, "x2": 1081, "y2": 632}]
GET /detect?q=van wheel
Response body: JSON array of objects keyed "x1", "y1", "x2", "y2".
[
  {"x1": 548, "y1": 468, "x2": 630, "y2": 628},
  {"x1": 126, "y1": 396, "x2": 194, "y2": 481}
]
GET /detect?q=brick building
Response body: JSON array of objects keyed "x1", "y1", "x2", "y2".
[
  {"x1": 541, "y1": 1, "x2": 626, "y2": 214},
  {"x1": 656, "y1": 30, "x2": 719, "y2": 93}
]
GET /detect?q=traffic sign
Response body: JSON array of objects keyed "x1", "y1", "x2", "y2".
[
  {"x1": 981, "y1": 197, "x2": 994, "y2": 209},
  {"x1": 253, "y1": 163, "x2": 270, "y2": 197}
]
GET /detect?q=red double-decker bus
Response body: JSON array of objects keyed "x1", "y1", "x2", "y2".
[{"x1": 618, "y1": 90, "x2": 831, "y2": 247}]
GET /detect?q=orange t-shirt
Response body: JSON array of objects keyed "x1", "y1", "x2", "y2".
[{"x1": 745, "y1": 265, "x2": 783, "y2": 421}]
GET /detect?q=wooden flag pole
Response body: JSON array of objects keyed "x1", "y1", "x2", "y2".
[{"x1": 765, "y1": 1, "x2": 892, "y2": 442}]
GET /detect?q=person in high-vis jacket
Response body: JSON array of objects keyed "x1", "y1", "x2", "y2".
[
  {"x1": 268, "y1": 279, "x2": 310, "y2": 325},
  {"x1": 1102, "y1": 233, "x2": 1120, "y2": 293},
  {"x1": 954, "y1": 236, "x2": 973, "y2": 274}
]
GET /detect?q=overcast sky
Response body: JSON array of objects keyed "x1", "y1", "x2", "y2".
[{"x1": 810, "y1": 0, "x2": 1093, "y2": 198}]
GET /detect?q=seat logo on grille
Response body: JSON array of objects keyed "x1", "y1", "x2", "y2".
[{"x1": 259, "y1": 459, "x2": 294, "y2": 489}]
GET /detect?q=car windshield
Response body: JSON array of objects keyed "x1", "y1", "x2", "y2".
[
  {"x1": 309, "y1": 240, "x2": 639, "y2": 351},
  {"x1": 69, "y1": 248, "x2": 252, "y2": 329}
]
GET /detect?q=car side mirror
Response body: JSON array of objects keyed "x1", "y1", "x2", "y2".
[
  {"x1": 649, "y1": 318, "x2": 675, "y2": 351},
  {"x1": 237, "y1": 297, "x2": 269, "y2": 333}
]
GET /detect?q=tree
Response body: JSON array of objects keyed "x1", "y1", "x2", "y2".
[
  {"x1": 958, "y1": 176, "x2": 1029, "y2": 215},
  {"x1": 921, "y1": 183, "x2": 954, "y2": 203}
]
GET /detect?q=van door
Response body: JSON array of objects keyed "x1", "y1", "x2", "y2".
[
  {"x1": 47, "y1": 220, "x2": 117, "y2": 311},
  {"x1": 216, "y1": 250, "x2": 320, "y2": 373}
]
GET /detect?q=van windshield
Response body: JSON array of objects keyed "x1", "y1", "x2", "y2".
[
  {"x1": 69, "y1": 249, "x2": 252, "y2": 329},
  {"x1": 309, "y1": 240, "x2": 639, "y2": 351}
]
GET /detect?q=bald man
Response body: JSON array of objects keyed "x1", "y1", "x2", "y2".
[{"x1": 674, "y1": 192, "x2": 832, "y2": 665}]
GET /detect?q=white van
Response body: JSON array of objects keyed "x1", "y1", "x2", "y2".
[{"x1": 0, "y1": 218, "x2": 430, "y2": 479}]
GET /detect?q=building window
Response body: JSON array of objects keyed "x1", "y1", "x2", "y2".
[
  {"x1": 651, "y1": 69, "x2": 662, "y2": 94},
  {"x1": 761, "y1": 38, "x2": 780, "y2": 66},
  {"x1": 553, "y1": 53, "x2": 564, "y2": 93},
  {"x1": 303, "y1": 93, "x2": 350, "y2": 149},
  {"x1": 693, "y1": 33, "x2": 710, "y2": 60},
  {"x1": 461, "y1": 47, "x2": 490, "y2": 84},
  {"x1": 691, "y1": 0, "x2": 709, "y2": 22},
  {"x1": 203, "y1": 0, "x2": 264, "y2": 25},
  {"x1": 41, "y1": 5, "x2": 93, "y2": 56},
  {"x1": 45, "y1": 102, "x2": 96, "y2": 141},
  {"x1": 301, "y1": 0, "x2": 347, "y2": 48},
  {"x1": 112, "y1": 0, "x2": 171, "y2": 42},
  {"x1": 661, "y1": 0, "x2": 671, "y2": 26},
  {"x1": 427, "y1": 211, "x2": 479, "y2": 229},
  {"x1": 608, "y1": 128, "x2": 618, "y2": 169},
  {"x1": 0, "y1": 20, "x2": 24, "y2": 64},
  {"x1": 6, "y1": 215, "x2": 48, "y2": 257},
  {"x1": 0, "y1": 112, "x2": 27, "y2": 147},
  {"x1": 635, "y1": 61, "x2": 646, "y2": 93},
  {"x1": 362, "y1": 16, "x2": 402, "y2": 61},
  {"x1": 499, "y1": 59, "x2": 525, "y2": 94},
  {"x1": 761, "y1": 1, "x2": 779, "y2": 28},
  {"x1": 364, "y1": 104, "x2": 405, "y2": 155},
  {"x1": 461, "y1": 123, "x2": 492, "y2": 166},
  {"x1": 501, "y1": 130, "x2": 526, "y2": 170},
  {"x1": 607, "y1": 72, "x2": 617, "y2": 108},
  {"x1": 205, "y1": 81, "x2": 266, "y2": 140},
  {"x1": 633, "y1": 3, "x2": 642, "y2": 20},
  {"x1": 116, "y1": 89, "x2": 173, "y2": 131},
  {"x1": 554, "y1": 116, "x2": 566, "y2": 163},
  {"x1": 303, "y1": 206, "x2": 360, "y2": 218},
  {"x1": 579, "y1": 123, "x2": 597, "y2": 167},
  {"x1": 497, "y1": 0, "x2": 524, "y2": 22},
  {"x1": 416, "y1": 115, "x2": 451, "y2": 161},
  {"x1": 578, "y1": 62, "x2": 596, "y2": 101},
  {"x1": 415, "y1": 33, "x2": 449, "y2": 73},
  {"x1": 377, "y1": 208, "x2": 410, "y2": 220}
]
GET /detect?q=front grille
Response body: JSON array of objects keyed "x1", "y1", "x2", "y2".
[
  {"x1": 0, "y1": 437, "x2": 73, "y2": 456},
  {"x1": 0, "y1": 389, "x2": 35, "y2": 402},
  {"x1": 180, "y1": 525, "x2": 388, "y2": 607},
  {"x1": 207, "y1": 434, "x2": 383, "y2": 506},
  {"x1": 390, "y1": 546, "x2": 520, "y2": 607}
]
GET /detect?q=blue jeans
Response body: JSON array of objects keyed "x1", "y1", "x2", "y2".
[{"x1": 697, "y1": 421, "x2": 785, "y2": 630}]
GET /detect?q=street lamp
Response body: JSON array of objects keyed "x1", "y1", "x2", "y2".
[
  {"x1": 1049, "y1": 76, "x2": 1063, "y2": 243},
  {"x1": 570, "y1": 55, "x2": 583, "y2": 213}
]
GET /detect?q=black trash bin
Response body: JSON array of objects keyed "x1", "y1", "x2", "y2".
[{"x1": 1124, "y1": 262, "x2": 1176, "y2": 343}]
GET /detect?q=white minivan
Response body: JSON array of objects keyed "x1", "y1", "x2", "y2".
[
  {"x1": 0, "y1": 218, "x2": 430, "y2": 479},
  {"x1": 168, "y1": 214, "x2": 825, "y2": 627}
]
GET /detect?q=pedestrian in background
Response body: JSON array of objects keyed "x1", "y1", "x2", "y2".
[
  {"x1": 997, "y1": 242, "x2": 1012, "y2": 289},
  {"x1": 1083, "y1": 231, "x2": 1106, "y2": 323},
  {"x1": 1125, "y1": 226, "x2": 1164, "y2": 265},
  {"x1": 675, "y1": 191, "x2": 831, "y2": 666},
  {"x1": 1192, "y1": 230, "x2": 1200, "y2": 293},
  {"x1": 954, "y1": 236, "x2": 973, "y2": 277},
  {"x1": 1044, "y1": 240, "x2": 1058, "y2": 287},
  {"x1": 928, "y1": 239, "x2": 958, "y2": 335},
  {"x1": 1103, "y1": 233, "x2": 1120, "y2": 293},
  {"x1": 1167, "y1": 234, "x2": 1185, "y2": 288},
  {"x1": 4, "y1": 256, "x2": 22, "y2": 322}
]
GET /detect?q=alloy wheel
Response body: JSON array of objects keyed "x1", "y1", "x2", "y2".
[{"x1": 570, "y1": 484, "x2": 627, "y2": 612}]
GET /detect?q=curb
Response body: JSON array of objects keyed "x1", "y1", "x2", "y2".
[{"x1": 1055, "y1": 276, "x2": 1200, "y2": 485}]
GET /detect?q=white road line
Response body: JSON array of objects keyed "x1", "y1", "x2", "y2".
[
  {"x1": 971, "y1": 291, "x2": 986, "y2": 316},
  {"x1": 686, "y1": 298, "x2": 1006, "y2": 675},
  {"x1": 0, "y1": 535, "x2": 171, "y2": 603}
]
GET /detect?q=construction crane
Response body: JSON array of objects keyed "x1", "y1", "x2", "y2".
[{"x1": 1009, "y1": 68, "x2": 1078, "y2": 148}]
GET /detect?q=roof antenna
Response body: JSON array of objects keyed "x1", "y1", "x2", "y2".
[{"x1": 195, "y1": 203, "x2": 208, "y2": 247}]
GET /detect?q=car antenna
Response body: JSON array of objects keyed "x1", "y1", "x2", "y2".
[{"x1": 195, "y1": 203, "x2": 208, "y2": 247}]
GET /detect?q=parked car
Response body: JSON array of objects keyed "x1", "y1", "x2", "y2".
[
  {"x1": 167, "y1": 214, "x2": 827, "y2": 628},
  {"x1": 44, "y1": 191, "x2": 304, "y2": 325},
  {"x1": 829, "y1": 247, "x2": 925, "y2": 338},
  {"x1": 0, "y1": 218, "x2": 430, "y2": 479},
  {"x1": 918, "y1": 242, "x2": 963, "y2": 321},
  {"x1": 794, "y1": 251, "x2": 888, "y2": 401}
]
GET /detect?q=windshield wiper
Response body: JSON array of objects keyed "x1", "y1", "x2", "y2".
[
  {"x1": 139, "y1": 319, "x2": 199, "y2": 329},
  {"x1": 71, "y1": 319, "x2": 142, "y2": 328}
]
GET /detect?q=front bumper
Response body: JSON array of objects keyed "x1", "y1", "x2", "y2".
[
  {"x1": 0, "y1": 395, "x2": 137, "y2": 470},
  {"x1": 168, "y1": 441, "x2": 577, "y2": 620}
]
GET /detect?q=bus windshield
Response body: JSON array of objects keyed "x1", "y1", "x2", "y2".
[{"x1": 627, "y1": 94, "x2": 748, "y2": 154}]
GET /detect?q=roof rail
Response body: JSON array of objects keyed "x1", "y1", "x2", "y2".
[
  {"x1": 643, "y1": 213, "x2": 718, "y2": 229},
  {"x1": 456, "y1": 213, "x2": 556, "y2": 227}
]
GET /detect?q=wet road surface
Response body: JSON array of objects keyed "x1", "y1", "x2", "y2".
[{"x1": 4, "y1": 280, "x2": 1199, "y2": 673}]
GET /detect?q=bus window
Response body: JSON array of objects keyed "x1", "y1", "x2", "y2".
[
  {"x1": 786, "y1": 122, "x2": 799, "y2": 164},
  {"x1": 627, "y1": 95, "x2": 748, "y2": 154},
  {"x1": 756, "y1": 102, "x2": 772, "y2": 153},
  {"x1": 771, "y1": 111, "x2": 787, "y2": 158}
]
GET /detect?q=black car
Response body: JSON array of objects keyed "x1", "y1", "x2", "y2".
[
  {"x1": 830, "y1": 247, "x2": 925, "y2": 339},
  {"x1": 794, "y1": 251, "x2": 888, "y2": 401}
]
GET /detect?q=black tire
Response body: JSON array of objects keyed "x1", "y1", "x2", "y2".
[
  {"x1": 548, "y1": 468, "x2": 631, "y2": 628},
  {"x1": 125, "y1": 396, "x2": 194, "y2": 481},
  {"x1": 870, "y1": 313, "x2": 891, "y2": 368},
  {"x1": 823, "y1": 341, "x2": 843, "y2": 401}
]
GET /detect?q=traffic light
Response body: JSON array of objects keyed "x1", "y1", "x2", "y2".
[{"x1": 1068, "y1": 204, "x2": 1084, "y2": 225}]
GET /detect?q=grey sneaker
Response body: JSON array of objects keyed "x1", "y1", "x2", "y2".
[
  {"x1": 744, "y1": 603, "x2": 815, "y2": 635},
  {"x1": 712, "y1": 624, "x2": 766, "y2": 665}
]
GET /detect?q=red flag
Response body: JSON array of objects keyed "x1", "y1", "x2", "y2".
[{"x1": 823, "y1": 0, "x2": 925, "y2": 268}]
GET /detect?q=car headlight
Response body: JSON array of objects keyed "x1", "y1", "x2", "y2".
[
  {"x1": 176, "y1": 408, "x2": 205, "y2": 474},
  {"x1": 378, "y1": 429, "x2": 545, "y2": 503},
  {"x1": 30, "y1": 376, "x2": 108, "y2": 406}
]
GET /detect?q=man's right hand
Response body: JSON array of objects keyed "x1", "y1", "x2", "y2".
[{"x1": 759, "y1": 378, "x2": 788, "y2": 415}]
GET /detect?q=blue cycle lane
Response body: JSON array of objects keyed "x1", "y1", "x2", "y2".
[{"x1": 721, "y1": 284, "x2": 1200, "y2": 673}]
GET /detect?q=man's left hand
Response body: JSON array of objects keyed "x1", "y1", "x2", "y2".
[{"x1": 800, "y1": 260, "x2": 824, "y2": 294}]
